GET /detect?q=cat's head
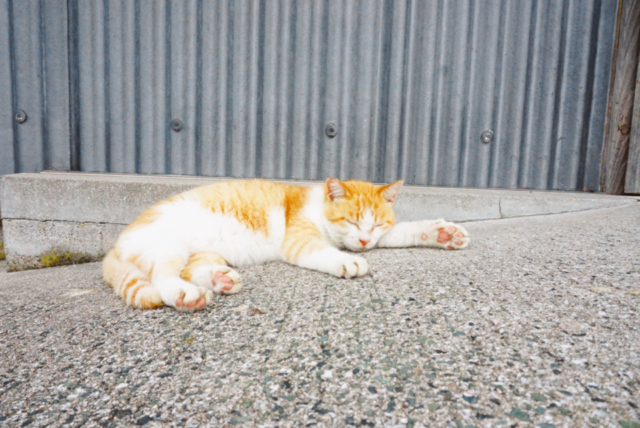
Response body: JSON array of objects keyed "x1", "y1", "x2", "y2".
[{"x1": 323, "y1": 178, "x2": 403, "y2": 251}]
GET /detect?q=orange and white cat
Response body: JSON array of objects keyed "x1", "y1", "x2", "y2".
[{"x1": 103, "y1": 179, "x2": 469, "y2": 311}]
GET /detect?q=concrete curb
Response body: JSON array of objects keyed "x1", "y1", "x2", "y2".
[{"x1": 1, "y1": 172, "x2": 637, "y2": 270}]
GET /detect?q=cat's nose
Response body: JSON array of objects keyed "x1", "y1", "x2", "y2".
[{"x1": 359, "y1": 238, "x2": 370, "y2": 247}]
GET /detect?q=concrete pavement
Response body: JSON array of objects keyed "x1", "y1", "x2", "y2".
[{"x1": 0, "y1": 204, "x2": 639, "y2": 427}]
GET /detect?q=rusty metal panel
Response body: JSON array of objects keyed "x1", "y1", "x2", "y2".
[{"x1": 2, "y1": 0, "x2": 620, "y2": 192}]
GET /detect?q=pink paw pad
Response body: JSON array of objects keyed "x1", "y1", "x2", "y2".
[
  {"x1": 175, "y1": 293, "x2": 207, "y2": 311},
  {"x1": 214, "y1": 271, "x2": 234, "y2": 291},
  {"x1": 437, "y1": 228, "x2": 451, "y2": 243},
  {"x1": 436, "y1": 224, "x2": 468, "y2": 249},
  {"x1": 421, "y1": 233, "x2": 428, "y2": 240}
]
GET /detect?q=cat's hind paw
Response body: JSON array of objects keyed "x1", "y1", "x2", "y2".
[
  {"x1": 157, "y1": 279, "x2": 213, "y2": 311},
  {"x1": 435, "y1": 221, "x2": 470, "y2": 250},
  {"x1": 188, "y1": 264, "x2": 243, "y2": 295},
  {"x1": 174, "y1": 286, "x2": 213, "y2": 311}
]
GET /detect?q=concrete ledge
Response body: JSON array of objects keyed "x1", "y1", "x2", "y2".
[
  {"x1": 1, "y1": 172, "x2": 637, "y2": 270},
  {"x1": 2, "y1": 219, "x2": 124, "y2": 270}
]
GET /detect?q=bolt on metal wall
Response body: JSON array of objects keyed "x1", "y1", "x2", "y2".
[{"x1": 2, "y1": 0, "x2": 619, "y2": 192}]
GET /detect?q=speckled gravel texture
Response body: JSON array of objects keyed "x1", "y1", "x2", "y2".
[{"x1": 1, "y1": 204, "x2": 639, "y2": 428}]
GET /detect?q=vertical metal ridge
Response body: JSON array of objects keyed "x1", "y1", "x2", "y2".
[
  {"x1": 183, "y1": 0, "x2": 198, "y2": 175},
  {"x1": 216, "y1": 0, "x2": 228, "y2": 176},
  {"x1": 102, "y1": 0, "x2": 110, "y2": 172},
  {"x1": 77, "y1": 2, "x2": 92, "y2": 170},
  {"x1": 364, "y1": 0, "x2": 381, "y2": 181},
  {"x1": 455, "y1": 0, "x2": 475, "y2": 188},
  {"x1": 223, "y1": 0, "x2": 234, "y2": 176},
  {"x1": 7, "y1": 0, "x2": 20, "y2": 172},
  {"x1": 291, "y1": 0, "x2": 309, "y2": 179},
  {"x1": 516, "y1": 0, "x2": 538, "y2": 189},
  {"x1": 314, "y1": 0, "x2": 330, "y2": 179},
  {"x1": 260, "y1": 1, "x2": 277, "y2": 178},
  {"x1": 577, "y1": 0, "x2": 603, "y2": 191},
  {"x1": 276, "y1": 0, "x2": 292, "y2": 179},
  {"x1": 337, "y1": 0, "x2": 354, "y2": 179},
  {"x1": 383, "y1": 0, "x2": 408, "y2": 183},
  {"x1": 94, "y1": 0, "x2": 106, "y2": 172},
  {"x1": 487, "y1": 0, "x2": 508, "y2": 188},
  {"x1": 163, "y1": 0, "x2": 172, "y2": 174},
  {"x1": 67, "y1": 0, "x2": 80, "y2": 171},
  {"x1": 324, "y1": 1, "x2": 342, "y2": 179},
  {"x1": 457, "y1": 0, "x2": 477, "y2": 188},
  {"x1": 254, "y1": 0, "x2": 266, "y2": 178},
  {"x1": 229, "y1": 0, "x2": 244, "y2": 177},
  {"x1": 194, "y1": 0, "x2": 203, "y2": 176},
  {"x1": 38, "y1": 0, "x2": 49, "y2": 169},
  {"x1": 199, "y1": 0, "x2": 213, "y2": 176},
  {"x1": 305, "y1": 0, "x2": 319, "y2": 179},
  {"x1": 0, "y1": 0, "x2": 14, "y2": 179},
  {"x1": 133, "y1": 0, "x2": 140, "y2": 173},
  {"x1": 284, "y1": 0, "x2": 297, "y2": 179},
  {"x1": 246, "y1": 0, "x2": 260, "y2": 178},
  {"x1": 547, "y1": 0, "x2": 570, "y2": 189},
  {"x1": 309, "y1": 0, "x2": 319, "y2": 178},
  {"x1": 374, "y1": 0, "x2": 391, "y2": 182},
  {"x1": 122, "y1": 0, "x2": 136, "y2": 173},
  {"x1": 426, "y1": 0, "x2": 444, "y2": 185},
  {"x1": 395, "y1": 0, "x2": 413, "y2": 183}
]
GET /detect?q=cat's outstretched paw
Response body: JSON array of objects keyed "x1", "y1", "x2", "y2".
[
  {"x1": 188, "y1": 264, "x2": 243, "y2": 295},
  {"x1": 159, "y1": 279, "x2": 213, "y2": 311},
  {"x1": 337, "y1": 254, "x2": 368, "y2": 278},
  {"x1": 434, "y1": 220, "x2": 470, "y2": 250}
]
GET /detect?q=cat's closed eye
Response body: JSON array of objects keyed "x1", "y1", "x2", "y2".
[{"x1": 346, "y1": 219, "x2": 360, "y2": 230}]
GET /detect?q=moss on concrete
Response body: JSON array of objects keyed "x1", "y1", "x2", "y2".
[
  {"x1": 7, "y1": 248, "x2": 103, "y2": 272},
  {"x1": 0, "y1": 223, "x2": 5, "y2": 261}
]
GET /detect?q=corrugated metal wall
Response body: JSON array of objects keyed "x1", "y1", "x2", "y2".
[
  {"x1": 0, "y1": 0, "x2": 70, "y2": 176},
  {"x1": 2, "y1": 0, "x2": 620, "y2": 192}
]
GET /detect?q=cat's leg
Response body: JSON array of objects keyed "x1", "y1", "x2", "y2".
[
  {"x1": 282, "y1": 236, "x2": 368, "y2": 278},
  {"x1": 180, "y1": 252, "x2": 243, "y2": 295},
  {"x1": 377, "y1": 219, "x2": 470, "y2": 250},
  {"x1": 151, "y1": 255, "x2": 214, "y2": 311}
]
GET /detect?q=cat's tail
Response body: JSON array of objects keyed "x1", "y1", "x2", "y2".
[{"x1": 102, "y1": 249, "x2": 163, "y2": 309}]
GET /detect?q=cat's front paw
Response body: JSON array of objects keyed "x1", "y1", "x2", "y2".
[
  {"x1": 432, "y1": 220, "x2": 470, "y2": 250},
  {"x1": 336, "y1": 254, "x2": 368, "y2": 278}
]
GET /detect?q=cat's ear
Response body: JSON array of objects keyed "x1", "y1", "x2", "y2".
[
  {"x1": 326, "y1": 178, "x2": 346, "y2": 201},
  {"x1": 379, "y1": 180, "x2": 403, "y2": 204}
]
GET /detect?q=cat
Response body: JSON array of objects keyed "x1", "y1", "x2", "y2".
[{"x1": 103, "y1": 178, "x2": 469, "y2": 310}]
